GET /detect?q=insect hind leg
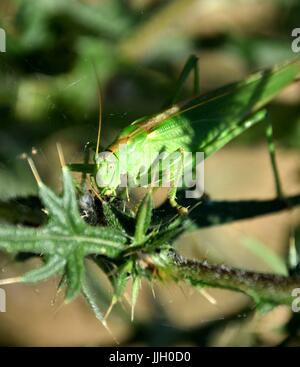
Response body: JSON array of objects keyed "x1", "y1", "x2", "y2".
[
  {"x1": 168, "y1": 148, "x2": 189, "y2": 215},
  {"x1": 264, "y1": 112, "x2": 283, "y2": 199},
  {"x1": 169, "y1": 54, "x2": 200, "y2": 105}
]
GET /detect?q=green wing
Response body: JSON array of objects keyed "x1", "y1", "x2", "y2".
[{"x1": 148, "y1": 59, "x2": 300, "y2": 157}]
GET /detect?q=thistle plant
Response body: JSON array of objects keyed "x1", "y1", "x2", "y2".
[{"x1": 0, "y1": 148, "x2": 300, "y2": 340}]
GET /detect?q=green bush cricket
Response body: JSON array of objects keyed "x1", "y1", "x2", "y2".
[{"x1": 69, "y1": 56, "x2": 300, "y2": 213}]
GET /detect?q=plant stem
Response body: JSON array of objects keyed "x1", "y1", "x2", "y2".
[
  {"x1": 154, "y1": 194, "x2": 300, "y2": 230},
  {"x1": 168, "y1": 251, "x2": 300, "y2": 306}
]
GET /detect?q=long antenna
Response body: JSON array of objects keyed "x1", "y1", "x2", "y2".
[{"x1": 93, "y1": 63, "x2": 103, "y2": 157}]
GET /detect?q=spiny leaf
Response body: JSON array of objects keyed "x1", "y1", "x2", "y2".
[
  {"x1": 0, "y1": 167, "x2": 127, "y2": 302},
  {"x1": 134, "y1": 192, "x2": 153, "y2": 244},
  {"x1": 22, "y1": 255, "x2": 66, "y2": 283},
  {"x1": 80, "y1": 226, "x2": 128, "y2": 256},
  {"x1": 82, "y1": 276, "x2": 119, "y2": 344},
  {"x1": 148, "y1": 218, "x2": 186, "y2": 250},
  {"x1": 0, "y1": 225, "x2": 126, "y2": 257},
  {"x1": 62, "y1": 166, "x2": 86, "y2": 230},
  {"x1": 82, "y1": 278, "x2": 106, "y2": 323},
  {"x1": 111, "y1": 261, "x2": 133, "y2": 305},
  {"x1": 0, "y1": 226, "x2": 56, "y2": 254},
  {"x1": 131, "y1": 274, "x2": 141, "y2": 321},
  {"x1": 102, "y1": 201, "x2": 125, "y2": 232},
  {"x1": 39, "y1": 182, "x2": 68, "y2": 228},
  {"x1": 65, "y1": 250, "x2": 85, "y2": 302}
]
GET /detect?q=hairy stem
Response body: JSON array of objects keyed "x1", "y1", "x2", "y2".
[{"x1": 168, "y1": 251, "x2": 300, "y2": 306}]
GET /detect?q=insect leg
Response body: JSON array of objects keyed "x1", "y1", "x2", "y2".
[
  {"x1": 68, "y1": 142, "x2": 95, "y2": 186},
  {"x1": 264, "y1": 112, "x2": 283, "y2": 199},
  {"x1": 170, "y1": 54, "x2": 199, "y2": 105},
  {"x1": 168, "y1": 148, "x2": 189, "y2": 215},
  {"x1": 80, "y1": 141, "x2": 94, "y2": 192}
]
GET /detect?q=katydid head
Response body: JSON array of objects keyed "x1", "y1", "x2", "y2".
[{"x1": 95, "y1": 151, "x2": 120, "y2": 195}]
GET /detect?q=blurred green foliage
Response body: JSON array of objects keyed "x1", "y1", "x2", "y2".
[{"x1": 0, "y1": 0, "x2": 300, "y2": 198}]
